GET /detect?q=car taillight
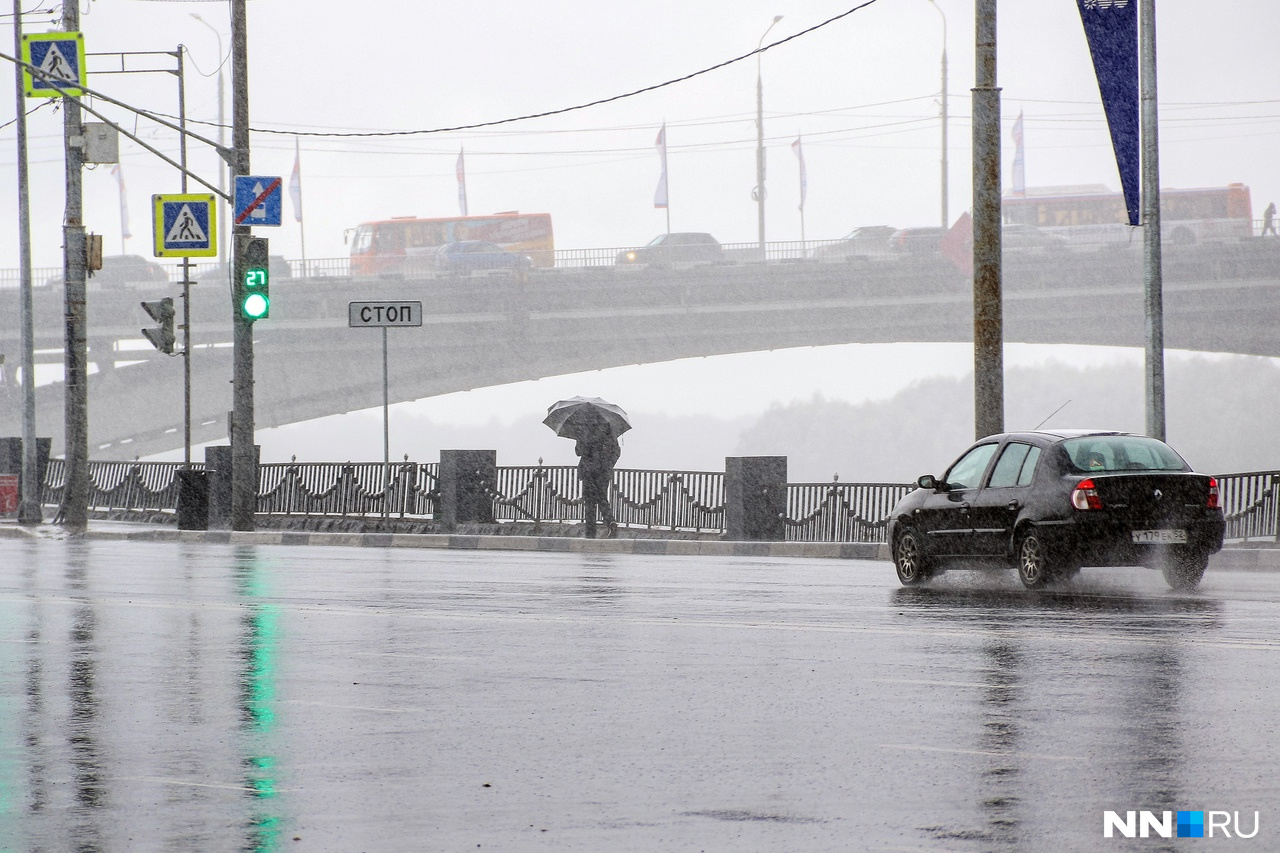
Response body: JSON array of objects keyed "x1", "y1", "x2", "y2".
[
  {"x1": 1071, "y1": 478, "x2": 1102, "y2": 511},
  {"x1": 1207, "y1": 477, "x2": 1219, "y2": 509}
]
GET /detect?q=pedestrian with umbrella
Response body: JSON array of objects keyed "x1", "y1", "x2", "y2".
[{"x1": 544, "y1": 397, "x2": 629, "y2": 538}]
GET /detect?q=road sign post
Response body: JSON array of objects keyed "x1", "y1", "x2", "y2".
[{"x1": 350, "y1": 301, "x2": 423, "y2": 518}]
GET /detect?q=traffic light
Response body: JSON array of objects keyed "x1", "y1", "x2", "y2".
[
  {"x1": 141, "y1": 297, "x2": 175, "y2": 354},
  {"x1": 238, "y1": 236, "x2": 270, "y2": 321}
]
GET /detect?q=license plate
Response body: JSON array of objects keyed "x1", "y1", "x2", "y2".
[{"x1": 1132, "y1": 529, "x2": 1188, "y2": 544}]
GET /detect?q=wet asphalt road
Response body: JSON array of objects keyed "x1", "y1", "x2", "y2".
[{"x1": 0, "y1": 538, "x2": 1277, "y2": 852}]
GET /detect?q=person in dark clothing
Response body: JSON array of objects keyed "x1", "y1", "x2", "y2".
[
  {"x1": 573, "y1": 410, "x2": 621, "y2": 538},
  {"x1": 1263, "y1": 202, "x2": 1277, "y2": 237}
]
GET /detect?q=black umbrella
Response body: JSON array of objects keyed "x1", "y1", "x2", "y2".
[{"x1": 543, "y1": 396, "x2": 631, "y2": 439}]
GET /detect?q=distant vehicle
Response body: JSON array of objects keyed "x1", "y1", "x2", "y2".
[
  {"x1": 1001, "y1": 223, "x2": 1068, "y2": 253},
  {"x1": 1003, "y1": 183, "x2": 1253, "y2": 247},
  {"x1": 433, "y1": 240, "x2": 533, "y2": 274},
  {"x1": 194, "y1": 255, "x2": 294, "y2": 284},
  {"x1": 616, "y1": 232, "x2": 722, "y2": 266},
  {"x1": 58, "y1": 255, "x2": 171, "y2": 288},
  {"x1": 809, "y1": 225, "x2": 896, "y2": 259},
  {"x1": 348, "y1": 213, "x2": 554, "y2": 276},
  {"x1": 887, "y1": 430, "x2": 1224, "y2": 591},
  {"x1": 886, "y1": 226, "x2": 945, "y2": 256}
]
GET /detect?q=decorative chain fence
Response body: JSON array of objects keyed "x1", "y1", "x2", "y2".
[
  {"x1": 488, "y1": 466, "x2": 726, "y2": 533},
  {"x1": 35, "y1": 460, "x2": 1280, "y2": 544},
  {"x1": 785, "y1": 480, "x2": 914, "y2": 542},
  {"x1": 257, "y1": 462, "x2": 439, "y2": 519}
]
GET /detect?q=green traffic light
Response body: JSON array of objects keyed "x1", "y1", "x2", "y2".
[
  {"x1": 241, "y1": 265, "x2": 269, "y2": 320},
  {"x1": 243, "y1": 292, "x2": 269, "y2": 319}
]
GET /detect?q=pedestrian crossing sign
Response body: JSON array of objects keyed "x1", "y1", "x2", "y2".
[
  {"x1": 22, "y1": 32, "x2": 87, "y2": 98},
  {"x1": 152, "y1": 194, "x2": 218, "y2": 258}
]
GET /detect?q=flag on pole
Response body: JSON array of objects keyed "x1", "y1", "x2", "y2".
[
  {"x1": 791, "y1": 136, "x2": 807, "y2": 211},
  {"x1": 288, "y1": 139, "x2": 304, "y2": 223},
  {"x1": 654, "y1": 125, "x2": 669, "y2": 209},
  {"x1": 110, "y1": 163, "x2": 131, "y2": 240},
  {"x1": 1011, "y1": 110, "x2": 1026, "y2": 197},
  {"x1": 456, "y1": 148, "x2": 469, "y2": 217},
  {"x1": 1076, "y1": 0, "x2": 1139, "y2": 226}
]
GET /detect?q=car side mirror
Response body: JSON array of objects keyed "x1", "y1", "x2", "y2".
[{"x1": 917, "y1": 474, "x2": 939, "y2": 491}]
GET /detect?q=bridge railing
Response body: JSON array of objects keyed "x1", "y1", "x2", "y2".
[
  {"x1": 785, "y1": 480, "x2": 915, "y2": 542},
  {"x1": 1217, "y1": 470, "x2": 1280, "y2": 542},
  {"x1": 38, "y1": 459, "x2": 1280, "y2": 544},
  {"x1": 488, "y1": 465, "x2": 726, "y2": 532},
  {"x1": 257, "y1": 461, "x2": 439, "y2": 519}
]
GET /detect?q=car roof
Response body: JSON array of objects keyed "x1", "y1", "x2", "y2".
[{"x1": 981, "y1": 429, "x2": 1134, "y2": 443}]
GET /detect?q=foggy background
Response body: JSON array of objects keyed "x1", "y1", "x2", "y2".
[{"x1": 2, "y1": 0, "x2": 1278, "y2": 476}]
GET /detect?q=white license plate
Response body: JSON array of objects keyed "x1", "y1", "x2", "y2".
[{"x1": 1132, "y1": 529, "x2": 1188, "y2": 544}]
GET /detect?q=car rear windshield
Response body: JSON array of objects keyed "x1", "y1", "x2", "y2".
[{"x1": 1062, "y1": 436, "x2": 1187, "y2": 473}]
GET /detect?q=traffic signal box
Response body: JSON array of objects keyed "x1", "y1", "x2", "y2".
[
  {"x1": 236, "y1": 235, "x2": 270, "y2": 321},
  {"x1": 141, "y1": 297, "x2": 176, "y2": 354}
]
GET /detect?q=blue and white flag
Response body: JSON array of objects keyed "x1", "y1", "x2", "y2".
[{"x1": 1076, "y1": 0, "x2": 1139, "y2": 226}]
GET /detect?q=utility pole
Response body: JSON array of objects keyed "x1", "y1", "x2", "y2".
[
  {"x1": 972, "y1": 0, "x2": 1003, "y2": 439},
  {"x1": 229, "y1": 0, "x2": 256, "y2": 531},
  {"x1": 929, "y1": 0, "x2": 949, "y2": 229},
  {"x1": 60, "y1": 0, "x2": 89, "y2": 532},
  {"x1": 12, "y1": 0, "x2": 40, "y2": 524},
  {"x1": 753, "y1": 15, "x2": 781, "y2": 258},
  {"x1": 1140, "y1": 0, "x2": 1165, "y2": 441}
]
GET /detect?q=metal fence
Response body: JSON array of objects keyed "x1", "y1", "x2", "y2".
[
  {"x1": 37, "y1": 459, "x2": 1280, "y2": 544},
  {"x1": 1218, "y1": 470, "x2": 1280, "y2": 542},
  {"x1": 488, "y1": 465, "x2": 726, "y2": 532},
  {"x1": 257, "y1": 462, "x2": 439, "y2": 519},
  {"x1": 785, "y1": 479, "x2": 915, "y2": 542}
]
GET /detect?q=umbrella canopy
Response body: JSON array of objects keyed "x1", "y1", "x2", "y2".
[{"x1": 543, "y1": 396, "x2": 631, "y2": 439}]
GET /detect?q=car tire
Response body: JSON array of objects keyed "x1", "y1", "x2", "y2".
[
  {"x1": 1163, "y1": 550, "x2": 1209, "y2": 592},
  {"x1": 1016, "y1": 529, "x2": 1057, "y2": 589},
  {"x1": 893, "y1": 529, "x2": 933, "y2": 586}
]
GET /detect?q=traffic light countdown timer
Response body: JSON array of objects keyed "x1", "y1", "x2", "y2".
[{"x1": 236, "y1": 235, "x2": 270, "y2": 321}]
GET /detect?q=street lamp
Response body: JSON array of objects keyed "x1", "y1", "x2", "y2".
[
  {"x1": 928, "y1": 0, "x2": 948, "y2": 229},
  {"x1": 754, "y1": 14, "x2": 782, "y2": 256}
]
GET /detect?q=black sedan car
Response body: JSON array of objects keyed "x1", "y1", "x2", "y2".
[{"x1": 887, "y1": 430, "x2": 1224, "y2": 591}]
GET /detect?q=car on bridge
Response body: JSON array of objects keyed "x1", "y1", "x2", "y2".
[
  {"x1": 616, "y1": 232, "x2": 722, "y2": 266},
  {"x1": 47, "y1": 255, "x2": 172, "y2": 288},
  {"x1": 1002, "y1": 223, "x2": 1069, "y2": 253},
  {"x1": 886, "y1": 226, "x2": 945, "y2": 256},
  {"x1": 887, "y1": 429, "x2": 1224, "y2": 591},
  {"x1": 809, "y1": 225, "x2": 896, "y2": 260},
  {"x1": 433, "y1": 240, "x2": 533, "y2": 274}
]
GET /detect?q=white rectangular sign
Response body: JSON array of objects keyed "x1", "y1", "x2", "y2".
[{"x1": 349, "y1": 301, "x2": 423, "y2": 328}]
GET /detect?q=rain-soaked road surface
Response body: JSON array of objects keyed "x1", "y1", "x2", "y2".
[{"x1": 0, "y1": 537, "x2": 1276, "y2": 852}]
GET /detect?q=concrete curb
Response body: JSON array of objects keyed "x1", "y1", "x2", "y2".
[
  {"x1": 4, "y1": 521, "x2": 1277, "y2": 570},
  {"x1": 0, "y1": 521, "x2": 889, "y2": 560}
]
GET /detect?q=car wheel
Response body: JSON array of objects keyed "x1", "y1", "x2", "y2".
[
  {"x1": 1163, "y1": 550, "x2": 1208, "y2": 591},
  {"x1": 893, "y1": 529, "x2": 933, "y2": 586},
  {"x1": 1016, "y1": 530, "x2": 1056, "y2": 589}
]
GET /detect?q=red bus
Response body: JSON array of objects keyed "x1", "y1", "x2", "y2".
[
  {"x1": 348, "y1": 212, "x2": 554, "y2": 275},
  {"x1": 1003, "y1": 183, "x2": 1253, "y2": 246}
]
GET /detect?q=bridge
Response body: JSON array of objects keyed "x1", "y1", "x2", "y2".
[{"x1": 1, "y1": 239, "x2": 1278, "y2": 460}]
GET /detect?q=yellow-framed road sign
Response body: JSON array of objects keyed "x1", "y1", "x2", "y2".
[
  {"x1": 152, "y1": 194, "x2": 218, "y2": 258},
  {"x1": 21, "y1": 32, "x2": 86, "y2": 98}
]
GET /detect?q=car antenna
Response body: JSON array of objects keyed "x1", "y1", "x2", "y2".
[{"x1": 1033, "y1": 399, "x2": 1072, "y2": 430}]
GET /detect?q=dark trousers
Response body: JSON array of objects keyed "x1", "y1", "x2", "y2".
[{"x1": 582, "y1": 473, "x2": 615, "y2": 537}]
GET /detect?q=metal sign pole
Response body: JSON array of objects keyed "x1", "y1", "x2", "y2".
[{"x1": 382, "y1": 325, "x2": 389, "y2": 520}]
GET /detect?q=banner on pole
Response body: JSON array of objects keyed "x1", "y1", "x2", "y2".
[{"x1": 1076, "y1": 0, "x2": 1140, "y2": 226}]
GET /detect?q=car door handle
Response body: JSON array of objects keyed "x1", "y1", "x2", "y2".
[{"x1": 1007, "y1": 500, "x2": 1020, "y2": 511}]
